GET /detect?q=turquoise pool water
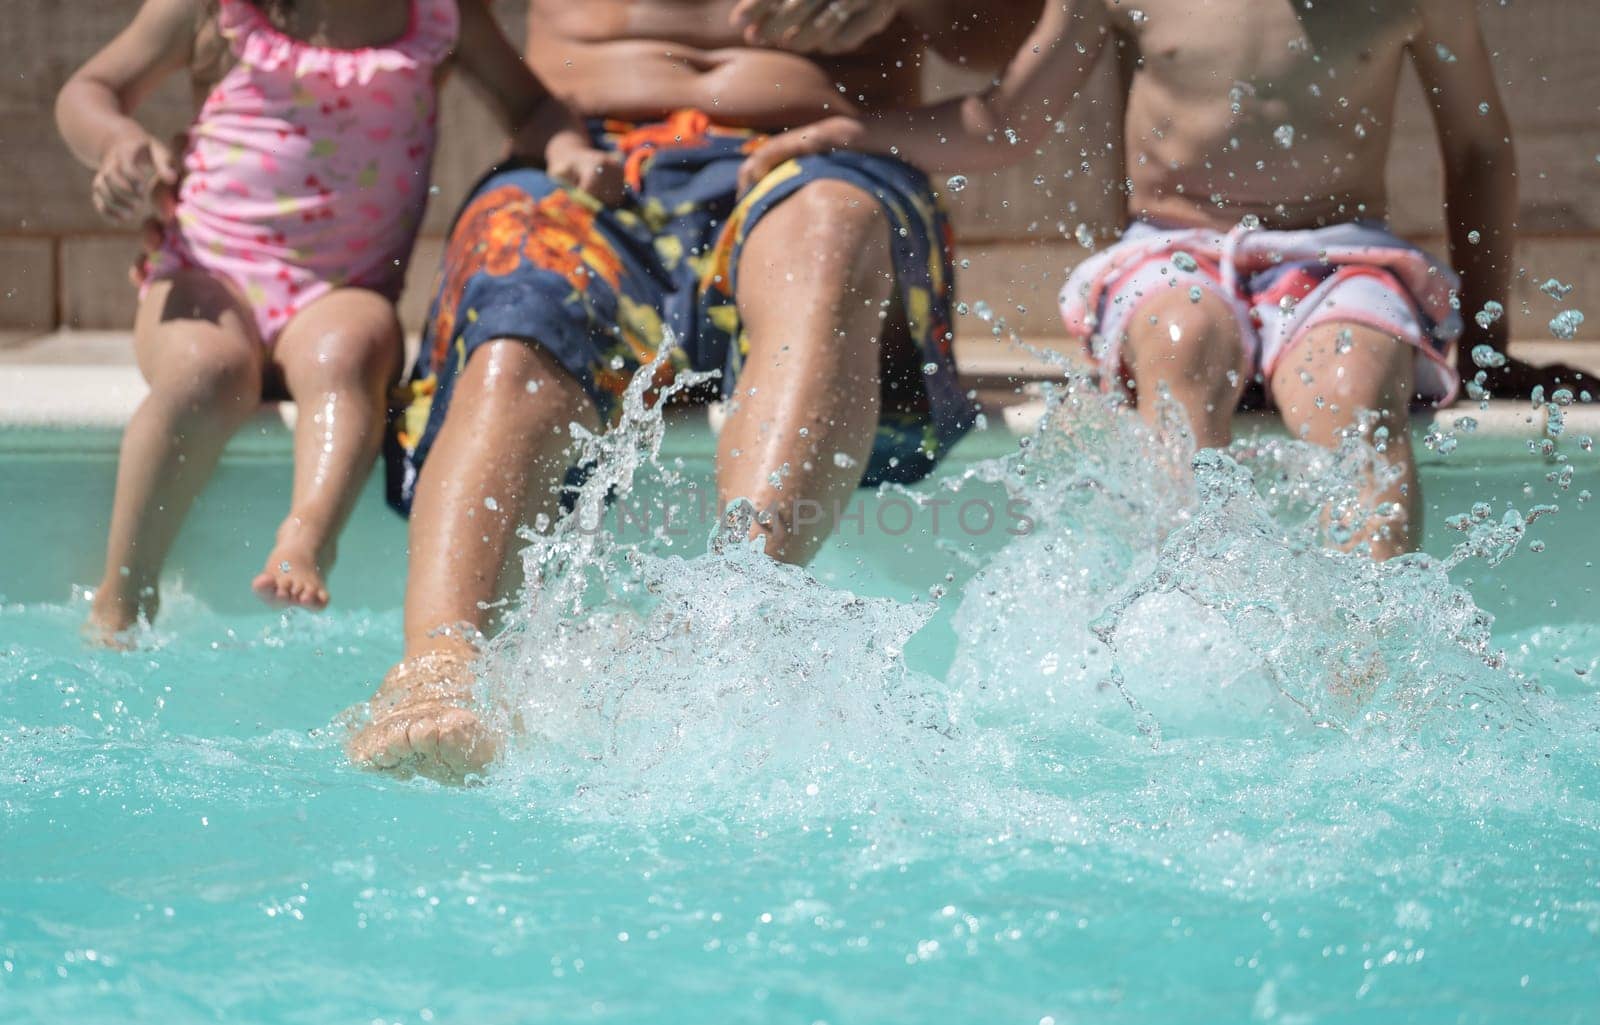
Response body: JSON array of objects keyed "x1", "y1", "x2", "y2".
[{"x1": 2, "y1": 401, "x2": 1597, "y2": 1023}]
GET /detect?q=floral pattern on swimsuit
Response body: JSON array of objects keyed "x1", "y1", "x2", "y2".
[{"x1": 140, "y1": 0, "x2": 458, "y2": 344}]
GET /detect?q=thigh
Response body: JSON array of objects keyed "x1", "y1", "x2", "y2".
[
  {"x1": 1258, "y1": 267, "x2": 1437, "y2": 392},
  {"x1": 420, "y1": 167, "x2": 665, "y2": 415},
  {"x1": 1270, "y1": 320, "x2": 1415, "y2": 443},
  {"x1": 134, "y1": 270, "x2": 265, "y2": 396},
  {"x1": 389, "y1": 168, "x2": 645, "y2": 514},
  {"x1": 268, "y1": 287, "x2": 404, "y2": 397},
  {"x1": 721, "y1": 154, "x2": 966, "y2": 486}
]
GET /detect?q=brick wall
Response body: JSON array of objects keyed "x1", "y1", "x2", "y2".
[{"x1": 3, "y1": 0, "x2": 1596, "y2": 343}]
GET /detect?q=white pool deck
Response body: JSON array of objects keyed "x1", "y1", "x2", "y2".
[{"x1": 3, "y1": 329, "x2": 1598, "y2": 444}]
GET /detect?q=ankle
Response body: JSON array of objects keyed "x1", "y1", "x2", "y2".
[
  {"x1": 91, "y1": 572, "x2": 158, "y2": 621},
  {"x1": 271, "y1": 514, "x2": 336, "y2": 561}
]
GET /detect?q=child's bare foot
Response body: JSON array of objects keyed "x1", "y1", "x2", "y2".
[
  {"x1": 252, "y1": 529, "x2": 333, "y2": 610},
  {"x1": 344, "y1": 652, "x2": 498, "y2": 784},
  {"x1": 83, "y1": 579, "x2": 155, "y2": 649}
]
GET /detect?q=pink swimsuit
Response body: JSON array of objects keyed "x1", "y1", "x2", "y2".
[{"x1": 142, "y1": 0, "x2": 458, "y2": 344}]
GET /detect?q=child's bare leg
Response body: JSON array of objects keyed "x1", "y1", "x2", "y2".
[
  {"x1": 254, "y1": 288, "x2": 403, "y2": 609},
  {"x1": 1270, "y1": 322, "x2": 1419, "y2": 560},
  {"x1": 720, "y1": 179, "x2": 888, "y2": 563},
  {"x1": 346, "y1": 340, "x2": 597, "y2": 781},
  {"x1": 89, "y1": 272, "x2": 263, "y2": 640},
  {"x1": 1123, "y1": 288, "x2": 1250, "y2": 449}
]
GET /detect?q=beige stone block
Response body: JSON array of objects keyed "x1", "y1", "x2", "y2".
[
  {"x1": 1507, "y1": 236, "x2": 1600, "y2": 341},
  {"x1": 0, "y1": 2, "x2": 191, "y2": 235},
  {"x1": 59, "y1": 235, "x2": 141, "y2": 330},
  {"x1": 0, "y1": 237, "x2": 57, "y2": 329}
]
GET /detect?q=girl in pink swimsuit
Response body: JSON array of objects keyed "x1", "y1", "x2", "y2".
[{"x1": 58, "y1": 0, "x2": 623, "y2": 641}]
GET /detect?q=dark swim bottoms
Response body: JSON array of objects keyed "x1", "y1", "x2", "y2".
[{"x1": 385, "y1": 109, "x2": 969, "y2": 515}]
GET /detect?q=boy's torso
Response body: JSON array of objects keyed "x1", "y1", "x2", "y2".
[
  {"x1": 1106, "y1": 0, "x2": 1424, "y2": 231},
  {"x1": 526, "y1": 0, "x2": 924, "y2": 129}
]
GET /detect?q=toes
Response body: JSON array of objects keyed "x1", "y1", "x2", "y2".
[
  {"x1": 300, "y1": 579, "x2": 330, "y2": 610},
  {"x1": 404, "y1": 717, "x2": 442, "y2": 764}
]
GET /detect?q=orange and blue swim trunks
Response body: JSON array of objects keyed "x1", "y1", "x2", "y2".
[{"x1": 386, "y1": 110, "x2": 969, "y2": 514}]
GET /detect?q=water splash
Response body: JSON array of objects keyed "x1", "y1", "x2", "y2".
[
  {"x1": 947, "y1": 377, "x2": 1551, "y2": 751},
  {"x1": 477, "y1": 350, "x2": 961, "y2": 819}
]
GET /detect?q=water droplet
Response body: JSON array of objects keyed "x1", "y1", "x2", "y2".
[
  {"x1": 1549, "y1": 310, "x2": 1585, "y2": 340},
  {"x1": 1171, "y1": 251, "x2": 1199, "y2": 273},
  {"x1": 484, "y1": 497, "x2": 499, "y2": 512},
  {"x1": 1474, "y1": 301, "x2": 1504, "y2": 330},
  {"x1": 1540, "y1": 278, "x2": 1574, "y2": 301},
  {"x1": 1240, "y1": 214, "x2": 1262, "y2": 230},
  {"x1": 1434, "y1": 44, "x2": 1457, "y2": 62},
  {"x1": 832, "y1": 451, "x2": 858, "y2": 469},
  {"x1": 944, "y1": 174, "x2": 968, "y2": 193},
  {"x1": 1467, "y1": 230, "x2": 1481, "y2": 245},
  {"x1": 1470, "y1": 344, "x2": 1507, "y2": 369},
  {"x1": 1273, "y1": 124, "x2": 1295, "y2": 148}
]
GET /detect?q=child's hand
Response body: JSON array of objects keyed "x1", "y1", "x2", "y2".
[
  {"x1": 738, "y1": 115, "x2": 867, "y2": 194},
  {"x1": 731, "y1": 0, "x2": 900, "y2": 54},
  {"x1": 93, "y1": 130, "x2": 179, "y2": 224},
  {"x1": 547, "y1": 135, "x2": 625, "y2": 206}
]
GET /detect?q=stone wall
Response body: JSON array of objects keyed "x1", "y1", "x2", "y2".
[{"x1": 3, "y1": 0, "x2": 1596, "y2": 343}]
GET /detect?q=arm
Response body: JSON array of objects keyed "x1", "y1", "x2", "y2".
[
  {"x1": 1412, "y1": 0, "x2": 1582, "y2": 395},
  {"x1": 447, "y1": 0, "x2": 622, "y2": 203},
  {"x1": 732, "y1": 0, "x2": 1038, "y2": 69},
  {"x1": 55, "y1": 0, "x2": 196, "y2": 222},
  {"x1": 739, "y1": 0, "x2": 1109, "y2": 189},
  {"x1": 899, "y1": 0, "x2": 1044, "y2": 69}
]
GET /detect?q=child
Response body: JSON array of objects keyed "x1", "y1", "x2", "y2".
[
  {"x1": 740, "y1": 0, "x2": 1586, "y2": 559},
  {"x1": 58, "y1": 0, "x2": 620, "y2": 640}
]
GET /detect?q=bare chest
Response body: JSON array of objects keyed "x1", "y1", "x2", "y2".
[{"x1": 1110, "y1": 0, "x2": 1419, "y2": 105}]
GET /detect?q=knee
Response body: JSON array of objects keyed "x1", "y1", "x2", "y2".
[
  {"x1": 1279, "y1": 326, "x2": 1414, "y2": 420},
  {"x1": 785, "y1": 180, "x2": 890, "y2": 268},
  {"x1": 297, "y1": 312, "x2": 403, "y2": 392},
  {"x1": 1127, "y1": 291, "x2": 1245, "y2": 379},
  {"x1": 456, "y1": 340, "x2": 596, "y2": 430}
]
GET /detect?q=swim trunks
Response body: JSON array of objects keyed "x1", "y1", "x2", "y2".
[
  {"x1": 1058, "y1": 220, "x2": 1462, "y2": 403},
  {"x1": 386, "y1": 109, "x2": 967, "y2": 514}
]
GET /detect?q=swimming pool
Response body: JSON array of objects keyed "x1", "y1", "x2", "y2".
[{"x1": 2, "y1": 406, "x2": 1597, "y2": 1023}]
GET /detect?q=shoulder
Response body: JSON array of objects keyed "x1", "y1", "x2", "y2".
[{"x1": 121, "y1": 0, "x2": 209, "y2": 68}]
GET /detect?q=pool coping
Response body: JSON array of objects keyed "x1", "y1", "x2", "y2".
[{"x1": 3, "y1": 332, "x2": 1597, "y2": 455}]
